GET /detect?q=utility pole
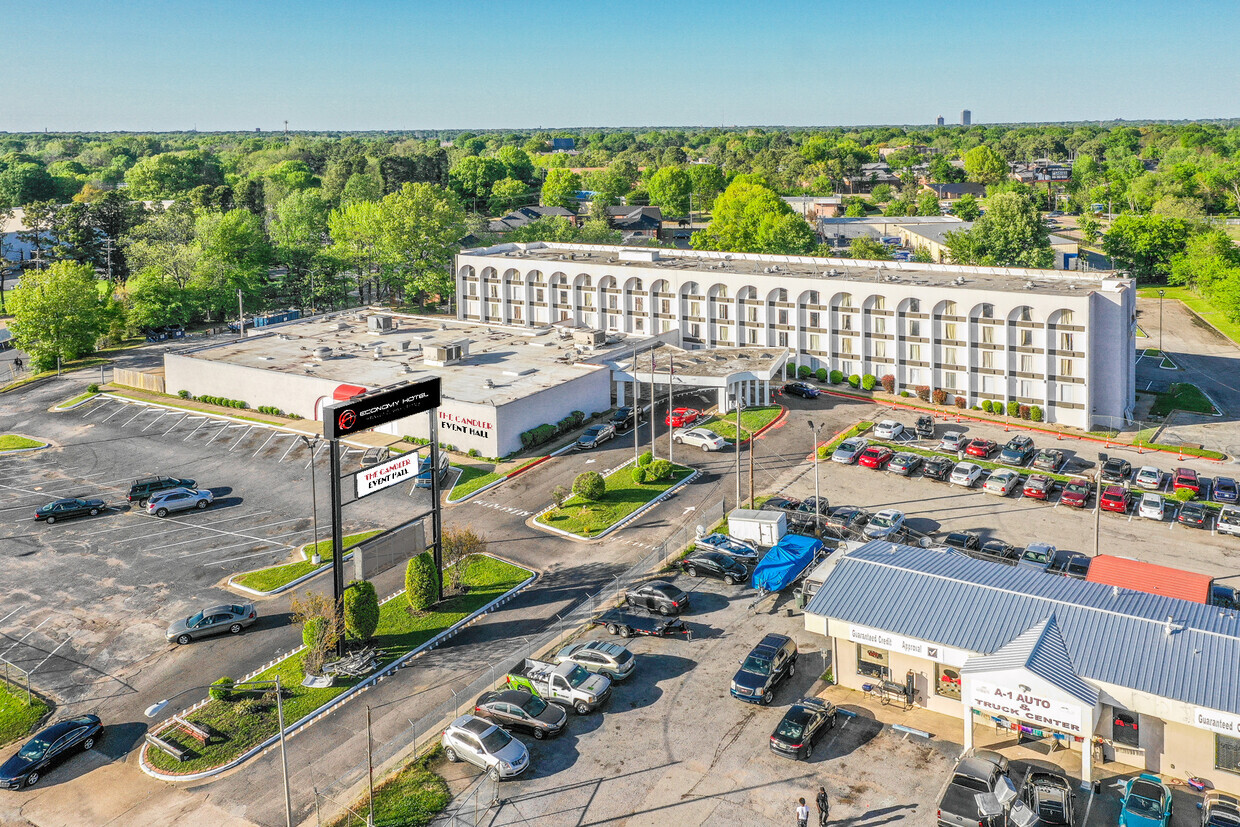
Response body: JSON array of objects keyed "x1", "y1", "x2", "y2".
[
  {"x1": 734, "y1": 389, "x2": 743, "y2": 508},
  {"x1": 649, "y1": 350, "x2": 657, "y2": 460},
  {"x1": 667, "y1": 353, "x2": 674, "y2": 465},
  {"x1": 1093, "y1": 452, "x2": 1106, "y2": 557},
  {"x1": 633, "y1": 347, "x2": 641, "y2": 464},
  {"x1": 238, "y1": 289, "x2": 246, "y2": 338}
]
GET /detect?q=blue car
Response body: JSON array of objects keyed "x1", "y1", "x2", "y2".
[
  {"x1": 1215, "y1": 477, "x2": 1239, "y2": 504},
  {"x1": 1118, "y1": 773, "x2": 1172, "y2": 827}
]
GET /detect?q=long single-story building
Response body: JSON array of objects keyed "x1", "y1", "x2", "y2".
[{"x1": 804, "y1": 542, "x2": 1240, "y2": 792}]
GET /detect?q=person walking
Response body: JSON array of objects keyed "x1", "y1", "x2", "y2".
[
  {"x1": 796, "y1": 797, "x2": 810, "y2": 827},
  {"x1": 816, "y1": 786, "x2": 830, "y2": 826}
]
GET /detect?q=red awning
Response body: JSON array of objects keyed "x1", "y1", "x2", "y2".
[
  {"x1": 333, "y1": 384, "x2": 367, "y2": 401},
  {"x1": 1085, "y1": 555, "x2": 1212, "y2": 604}
]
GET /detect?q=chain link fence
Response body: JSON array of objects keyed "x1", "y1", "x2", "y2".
[
  {"x1": 311, "y1": 498, "x2": 726, "y2": 827},
  {"x1": 0, "y1": 657, "x2": 32, "y2": 705}
]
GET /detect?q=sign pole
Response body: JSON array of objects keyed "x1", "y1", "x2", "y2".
[
  {"x1": 328, "y1": 438, "x2": 347, "y2": 657},
  {"x1": 429, "y1": 414, "x2": 443, "y2": 602}
]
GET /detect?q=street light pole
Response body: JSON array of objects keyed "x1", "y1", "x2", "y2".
[
  {"x1": 735, "y1": 389, "x2": 743, "y2": 508},
  {"x1": 297, "y1": 435, "x2": 321, "y2": 562},
  {"x1": 1094, "y1": 452, "x2": 1106, "y2": 558},
  {"x1": 808, "y1": 420, "x2": 823, "y2": 534},
  {"x1": 238, "y1": 289, "x2": 246, "y2": 338},
  {"x1": 1158, "y1": 289, "x2": 1165, "y2": 357}
]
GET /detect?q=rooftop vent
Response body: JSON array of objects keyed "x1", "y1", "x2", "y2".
[
  {"x1": 1024, "y1": 281, "x2": 1035, "y2": 289},
  {"x1": 335, "y1": 322, "x2": 349, "y2": 331},
  {"x1": 483, "y1": 378, "x2": 494, "y2": 388},
  {"x1": 372, "y1": 346, "x2": 384, "y2": 359},
  {"x1": 367, "y1": 315, "x2": 393, "y2": 334},
  {"x1": 313, "y1": 346, "x2": 333, "y2": 361},
  {"x1": 398, "y1": 340, "x2": 411, "y2": 352}
]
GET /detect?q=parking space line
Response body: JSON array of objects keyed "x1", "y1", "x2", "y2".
[
  {"x1": 228, "y1": 426, "x2": 255, "y2": 451},
  {"x1": 279, "y1": 438, "x2": 302, "y2": 462},
  {"x1": 181, "y1": 528, "x2": 318, "y2": 560},
  {"x1": 121, "y1": 407, "x2": 149, "y2": 427},
  {"x1": 0, "y1": 617, "x2": 52, "y2": 659},
  {"x1": 82, "y1": 400, "x2": 115, "y2": 418},
  {"x1": 307, "y1": 440, "x2": 328, "y2": 469},
  {"x1": 98, "y1": 402, "x2": 129, "y2": 423},
  {"x1": 142, "y1": 411, "x2": 176, "y2": 432},
  {"x1": 183, "y1": 418, "x2": 212, "y2": 441},
  {"x1": 252, "y1": 430, "x2": 280, "y2": 457},
  {"x1": 143, "y1": 517, "x2": 304, "y2": 552},
  {"x1": 27, "y1": 635, "x2": 74, "y2": 675},
  {"x1": 129, "y1": 511, "x2": 303, "y2": 554},
  {"x1": 169, "y1": 524, "x2": 308, "y2": 557},
  {"x1": 0, "y1": 606, "x2": 24, "y2": 629},
  {"x1": 79, "y1": 508, "x2": 274, "y2": 538},
  {"x1": 161, "y1": 413, "x2": 190, "y2": 436}
]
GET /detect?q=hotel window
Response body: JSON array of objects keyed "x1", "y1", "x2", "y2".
[
  {"x1": 608, "y1": 294, "x2": 617, "y2": 310},
  {"x1": 468, "y1": 282, "x2": 477, "y2": 296},
  {"x1": 718, "y1": 303, "x2": 729, "y2": 320},
  {"x1": 935, "y1": 664, "x2": 961, "y2": 700},
  {"x1": 809, "y1": 334, "x2": 821, "y2": 351},
  {"x1": 872, "y1": 296, "x2": 886, "y2": 310},
  {"x1": 942, "y1": 301, "x2": 958, "y2": 316},
  {"x1": 717, "y1": 326, "x2": 730, "y2": 343},
  {"x1": 1059, "y1": 332, "x2": 1074, "y2": 351},
  {"x1": 490, "y1": 284, "x2": 498, "y2": 298},
  {"x1": 689, "y1": 323, "x2": 700, "y2": 339},
  {"x1": 634, "y1": 296, "x2": 644, "y2": 313},
  {"x1": 1020, "y1": 379, "x2": 1033, "y2": 397},
  {"x1": 1215, "y1": 734, "x2": 1240, "y2": 774},
  {"x1": 982, "y1": 375, "x2": 997, "y2": 393},
  {"x1": 842, "y1": 337, "x2": 853, "y2": 355},
  {"x1": 944, "y1": 347, "x2": 958, "y2": 366},
  {"x1": 841, "y1": 314, "x2": 853, "y2": 331},
  {"x1": 778, "y1": 309, "x2": 788, "y2": 325},
  {"x1": 874, "y1": 317, "x2": 886, "y2": 334},
  {"x1": 839, "y1": 293, "x2": 853, "y2": 309},
  {"x1": 532, "y1": 287, "x2": 542, "y2": 302},
  {"x1": 581, "y1": 292, "x2": 592, "y2": 308},
  {"x1": 776, "y1": 288, "x2": 788, "y2": 302},
  {"x1": 1113, "y1": 712, "x2": 1140, "y2": 748},
  {"x1": 1019, "y1": 329, "x2": 1033, "y2": 347},
  {"x1": 662, "y1": 319, "x2": 673, "y2": 333},
  {"x1": 944, "y1": 372, "x2": 957, "y2": 390},
  {"x1": 982, "y1": 325, "x2": 994, "y2": 344},
  {"x1": 778, "y1": 331, "x2": 788, "y2": 346},
  {"x1": 807, "y1": 290, "x2": 819, "y2": 305},
  {"x1": 1018, "y1": 307, "x2": 1032, "y2": 322},
  {"x1": 748, "y1": 306, "x2": 759, "y2": 322},
  {"x1": 661, "y1": 299, "x2": 670, "y2": 314},
  {"x1": 635, "y1": 317, "x2": 644, "y2": 332},
  {"x1": 1059, "y1": 310, "x2": 1074, "y2": 324},
  {"x1": 1057, "y1": 383, "x2": 1074, "y2": 403},
  {"x1": 512, "y1": 305, "x2": 522, "y2": 321},
  {"x1": 559, "y1": 290, "x2": 568, "y2": 305},
  {"x1": 874, "y1": 341, "x2": 887, "y2": 358},
  {"x1": 944, "y1": 322, "x2": 958, "y2": 341},
  {"x1": 1059, "y1": 359, "x2": 1073, "y2": 377},
  {"x1": 690, "y1": 301, "x2": 701, "y2": 317},
  {"x1": 908, "y1": 344, "x2": 922, "y2": 361},
  {"x1": 908, "y1": 320, "x2": 922, "y2": 338},
  {"x1": 748, "y1": 328, "x2": 758, "y2": 344},
  {"x1": 716, "y1": 286, "x2": 728, "y2": 299},
  {"x1": 1020, "y1": 354, "x2": 1034, "y2": 373},
  {"x1": 809, "y1": 312, "x2": 820, "y2": 328},
  {"x1": 856, "y1": 644, "x2": 889, "y2": 680},
  {"x1": 981, "y1": 351, "x2": 994, "y2": 369},
  {"x1": 980, "y1": 303, "x2": 994, "y2": 318},
  {"x1": 907, "y1": 298, "x2": 920, "y2": 313}
]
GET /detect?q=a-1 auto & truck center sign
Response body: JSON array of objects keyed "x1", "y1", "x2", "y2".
[{"x1": 322, "y1": 378, "x2": 441, "y2": 440}]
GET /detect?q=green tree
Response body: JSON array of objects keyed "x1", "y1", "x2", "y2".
[
  {"x1": 328, "y1": 199, "x2": 385, "y2": 303},
  {"x1": 944, "y1": 190, "x2": 1054, "y2": 268},
  {"x1": 692, "y1": 179, "x2": 815, "y2": 254},
  {"x1": 953, "y1": 193, "x2": 981, "y2": 221},
  {"x1": 496, "y1": 146, "x2": 535, "y2": 184},
  {"x1": 376, "y1": 183, "x2": 467, "y2": 304},
  {"x1": 870, "y1": 183, "x2": 894, "y2": 203},
  {"x1": 189, "y1": 209, "x2": 271, "y2": 321},
  {"x1": 343, "y1": 580, "x2": 379, "y2": 641},
  {"x1": 340, "y1": 172, "x2": 382, "y2": 206},
  {"x1": 404, "y1": 552, "x2": 438, "y2": 612},
  {"x1": 8, "y1": 260, "x2": 107, "y2": 370},
  {"x1": 846, "y1": 237, "x2": 893, "y2": 260},
  {"x1": 1077, "y1": 215, "x2": 1101, "y2": 247},
  {"x1": 448, "y1": 156, "x2": 506, "y2": 208},
  {"x1": 1169, "y1": 230, "x2": 1240, "y2": 320},
  {"x1": 0, "y1": 163, "x2": 56, "y2": 207},
  {"x1": 963, "y1": 145, "x2": 1008, "y2": 185},
  {"x1": 687, "y1": 164, "x2": 726, "y2": 211},
  {"x1": 572, "y1": 471, "x2": 606, "y2": 501},
  {"x1": 1102, "y1": 213, "x2": 1192, "y2": 278},
  {"x1": 441, "y1": 527, "x2": 486, "y2": 592},
  {"x1": 917, "y1": 191, "x2": 942, "y2": 216},
  {"x1": 123, "y1": 268, "x2": 195, "y2": 330},
  {"x1": 928, "y1": 154, "x2": 966, "y2": 183},
  {"x1": 488, "y1": 177, "x2": 530, "y2": 215},
  {"x1": 541, "y1": 168, "x2": 582, "y2": 210},
  {"x1": 646, "y1": 167, "x2": 692, "y2": 217},
  {"x1": 121, "y1": 203, "x2": 199, "y2": 289},
  {"x1": 270, "y1": 188, "x2": 337, "y2": 309},
  {"x1": 123, "y1": 150, "x2": 222, "y2": 198},
  {"x1": 843, "y1": 197, "x2": 868, "y2": 217}
]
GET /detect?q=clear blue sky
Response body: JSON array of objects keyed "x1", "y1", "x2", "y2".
[{"x1": 8, "y1": 0, "x2": 1240, "y2": 131}]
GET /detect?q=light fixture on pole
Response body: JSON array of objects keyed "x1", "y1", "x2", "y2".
[
  {"x1": 808, "y1": 420, "x2": 823, "y2": 535},
  {"x1": 296, "y1": 435, "x2": 321, "y2": 564},
  {"x1": 1158, "y1": 289, "x2": 1165, "y2": 357}
]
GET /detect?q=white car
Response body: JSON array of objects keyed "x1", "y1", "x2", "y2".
[
  {"x1": 939, "y1": 431, "x2": 967, "y2": 452},
  {"x1": 982, "y1": 469, "x2": 1020, "y2": 496},
  {"x1": 862, "y1": 509, "x2": 906, "y2": 540},
  {"x1": 950, "y1": 462, "x2": 984, "y2": 488},
  {"x1": 674, "y1": 427, "x2": 726, "y2": 452},
  {"x1": 1138, "y1": 493, "x2": 1165, "y2": 521},
  {"x1": 831, "y1": 437, "x2": 870, "y2": 464},
  {"x1": 442, "y1": 714, "x2": 530, "y2": 780},
  {"x1": 873, "y1": 420, "x2": 904, "y2": 440},
  {"x1": 1134, "y1": 466, "x2": 1163, "y2": 490},
  {"x1": 1217, "y1": 506, "x2": 1240, "y2": 538}
]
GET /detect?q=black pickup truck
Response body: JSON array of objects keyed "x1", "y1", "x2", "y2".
[
  {"x1": 589, "y1": 609, "x2": 690, "y2": 639},
  {"x1": 937, "y1": 754, "x2": 1010, "y2": 827}
]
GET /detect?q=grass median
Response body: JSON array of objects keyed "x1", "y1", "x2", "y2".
[
  {"x1": 0, "y1": 434, "x2": 46, "y2": 452},
  {"x1": 1151, "y1": 383, "x2": 1218, "y2": 417},
  {"x1": 697, "y1": 405, "x2": 782, "y2": 442},
  {"x1": 535, "y1": 464, "x2": 694, "y2": 538},
  {"x1": 146, "y1": 555, "x2": 531, "y2": 775},
  {"x1": 449, "y1": 456, "x2": 549, "y2": 500},
  {"x1": 232, "y1": 530, "x2": 384, "y2": 594},
  {"x1": 326, "y1": 748, "x2": 451, "y2": 827},
  {"x1": 0, "y1": 683, "x2": 49, "y2": 747}
]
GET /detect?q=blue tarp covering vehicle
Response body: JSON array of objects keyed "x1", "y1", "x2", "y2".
[{"x1": 750, "y1": 534, "x2": 824, "y2": 592}]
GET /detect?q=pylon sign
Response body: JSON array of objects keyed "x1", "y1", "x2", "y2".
[{"x1": 322, "y1": 378, "x2": 441, "y2": 440}]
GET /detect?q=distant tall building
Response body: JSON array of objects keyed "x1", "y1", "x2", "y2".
[
  {"x1": 936, "y1": 115, "x2": 945, "y2": 126},
  {"x1": 961, "y1": 109, "x2": 972, "y2": 126}
]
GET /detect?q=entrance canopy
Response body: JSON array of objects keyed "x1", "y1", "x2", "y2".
[{"x1": 610, "y1": 343, "x2": 789, "y2": 410}]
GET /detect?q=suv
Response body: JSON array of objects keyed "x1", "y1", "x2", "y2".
[
  {"x1": 553, "y1": 640, "x2": 636, "y2": 681},
  {"x1": 441, "y1": 714, "x2": 530, "y2": 780},
  {"x1": 1219, "y1": 506, "x2": 1240, "y2": 538},
  {"x1": 1100, "y1": 457, "x2": 1133, "y2": 484},
  {"x1": 127, "y1": 476, "x2": 196, "y2": 507},
  {"x1": 999, "y1": 436, "x2": 1035, "y2": 466},
  {"x1": 731, "y1": 633, "x2": 797, "y2": 705},
  {"x1": 148, "y1": 487, "x2": 214, "y2": 517}
]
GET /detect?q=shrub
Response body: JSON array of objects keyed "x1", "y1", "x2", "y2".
[
  {"x1": 551, "y1": 485, "x2": 570, "y2": 508},
  {"x1": 87, "y1": 383, "x2": 100, "y2": 394},
  {"x1": 1030, "y1": 405, "x2": 1044, "y2": 422},
  {"x1": 1173, "y1": 487, "x2": 1196, "y2": 503},
  {"x1": 915, "y1": 385, "x2": 931, "y2": 401},
  {"x1": 829, "y1": 369, "x2": 844, "y2": 384},
  {"x1": 798, "y1": 365, "x2": 812, "y2": 379},
  {"x1": 932, "y1": 388, "x2": 947, "y2": 405},
  {"x1": 630, "y1": 466, "x2": 647, "y2": 484},
  {"x1": 637, "y1": 451, "x2": 653, "y2": 467},
  {"x1": 521, "y1": 423, "x2": 556, "y2": 449},
  {"x1": 786, "y1": 361, "x2": 796, "y2": 378},
  {"x1": 861, "y1": 374, "x2": 876, "y2": 391},
  {"x1": 467, "y1": 448, "x2": 480, "y2": 458},
  {"x1": 647, "y1": 459, "x2": 673, "y2": 481},
  {"x1": 817, "y1": 445, "x2": 830, "y2": 459},
  {"x1": 815, "y1": 368, "x2": 828, "y2": 382},
  {"x1": 900, "y1": 390, "x2": 911, "y2": 398},
  {"x1": 1019, "y1": 404, "x2": 1031, "y2": 420},
  {"x1": 982, "y1": 399, "x2": 993, "y2": 413},
  {"x1": 848, "y1": 374, "x2": 861, "y2": 388},
  {"x1": 177, "y1": 389, "x2": 190, "y2": 399},
  {"x1": 1006, "y1": 401, "x2": 1020, "y2": 417},
  {"x1": 572, "y1": 471, "x2": 606, "y2": 501},
  {"x1": 343, "y1": 580, "x2": 379, "y2": 642},
  {"x1": 209, "y1": 677, "x2": 235, "y2": 702},
  {"x1": 405, "y1": 553, "x2": 438, "y2": 613},
  {"x1": 880, "y1": 374, "x2": 895, "y2": 394},
  {"x1": 954, "y1": 396, "x2": 966, "y2": 409}
]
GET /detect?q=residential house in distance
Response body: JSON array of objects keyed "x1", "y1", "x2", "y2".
[
  {"x1": 923, "y1": 182, "x2": 987, "y2": 202},
  {"x1": 846, "y1": 162, "x2": 901, "y2": 194},
  {"x1": 551, "y1": 138, "x2": 576, "y2": 152},
  {"x1": 782, "y1": 196, "x2": 843, "y2": 220},
  {"x1": 486, "y1": 205, "x2": 578, "y2": 234},
  {"x1": 606, "y1": 206, "x2": 662, "y2": 241}
]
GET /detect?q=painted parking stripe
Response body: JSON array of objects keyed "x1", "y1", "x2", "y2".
[
  {"x1": 142, "y1": 516, "x2": 304, "y2": 552},
  {"x1": 279, "y1": 437, "x2": 304, "y2": 462},
  {"x1": 307, "y1": 440, "x2": 328, "y2": 469},
  {"x1": 161, "y1": 413, "x2": 192, "y2": 436},
  {"x1": 98, "y1": 402, "x2": 130, "y2": 423},
  {"x1": 142, "y1": 410, "x2": 178, "y2": 432},
  {"x1": 251, "y1": 430, "x2": 280, "y2": 457},
  {"x1": 208, "y1": 422, "x2": 245, "y2": 445},
  {"x1": 138, "y1": 512, "x2": 302, "y2": 553},
  {"x1": 28, "y1": 635, "x2": 74, "y2": 675},
  {"x1": 121, "y1": 407, "x2": 150, "y2": 427},
  {"x1": 82, "y1": 400, "x2": 115, "y2": 418},
  {"x1": 176, "y1": 527, "x2": 318, "y2": 559},
  {"x1": 228, "y1": 426, "x2": 255, "y2": 452},
  {"x1": 183, "y1": 417, "x2": 213, "y2": 441},
  {"x1": 0, "y1": 617, "x2": 52, "y2": 659},
  {"x1": 79, "y1": 508, "x2": 274, "y2": 538},
  {"x1": 0, "y1": 606, "x2": 25, "y2": 629}
]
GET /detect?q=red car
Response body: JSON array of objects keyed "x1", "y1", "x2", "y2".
[
  {"x1": 1100, "y1": 485, "x2": 1129, "y2": 514},
  {"x1": 1023, "y1": 474, "x2": 1054, "y2": 500},
  {"x1": 1173, "y1": 467, "x2": 1200, "y2": 498},
  {"x1": 965, "y1": 439, "x2": 997, "y2": 458},
  {"x1": 857, "y1": 446, "x2": 894, "y2": 469},
  {"x1": 1060, "y1": 478, "x2": 1091, "y2": 508},
  {"x1": 665, "y1": 408, "x2": 701, "y2": 428}
]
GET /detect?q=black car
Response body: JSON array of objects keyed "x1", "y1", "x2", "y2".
[
  {"x1": 0, "y1": 715, "x2": 102, "y2": 789},
  {"x1": 998, "y1": 436, "x2": 1035, "y2": 466},
  {"x1": 730, "y1": 633, "x2": 797, "y2": 705},
  {"x1": 789, "y1": 496, "x2": 830, "y2": 531},
  {"x1": 782, "y1": 381, "x2": 820, "y2": 399},
  {"x1": 1032, "y1": 449, "x2": 1066, "y2": 473},
  {"x1": 769, "y1": 697, "x2": 837, "y2": 760},
  {"x1": 762, "y1": 496, "x2": 802, "y2": 515},
  {"x1": 1046, "y1": 549, "x2": 1091, "y2": 579},
  {"x1": 680, "y1": 551, "x2": 748, "y2": 585},
  {"x1": 473, "y1": 689, "x2": 567, "y2": 740},
  {"x1": 970, "y1": 539, "x2": 1020, "y2": 565},
  {"x1": 1020, "y1": 770, "x2": 1075, "y2": 825},
  {"x1": 610, "y1": 406, "x2": 644, "y2": 431},
  {"x1": 821, "y1": 506, "x2": 871, "y2": 539},
  {"x1": 620, "y1": 581, "x2": 689, "y2": 616},
  {"x1": 34, "y1": 497, "x2": 107, "y2": 524},
  {"x1": 1100, "y1": 457, "x2": 1133, "y2": 484},
  {"x1": 127, "y1": 475, "x2": 196, "y2": 506},
  {"x1": 922, "y1": 455, "x2": 954, "y2": 481},
  {"x1": 1178, "y1": 501, "x2": 1209, "y2": 529},
  {"x1": 942, "y1": 531, "x2": 982, "y2": 552}
]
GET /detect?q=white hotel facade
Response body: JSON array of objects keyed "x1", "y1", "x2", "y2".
[{"x1": 455, "y1": 243, "x2": 1137, "y2": 429}]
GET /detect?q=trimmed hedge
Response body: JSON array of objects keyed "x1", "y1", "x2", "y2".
[
  {"x1": 638, "y1": 450, "x2": 653, "y2": 467},
  {"x1": 798, "y1": 366, "x2": 812, "y2": 379},
  {"x1": 848, "y1": 374, "x2": 860, "y2": 388},
  {"x1": 257, "y1": 405, "x2": 284, "y2": 416},
  {"x1": 209, "y1": 677, "x2": 235, "y2": 702},
  {"x1": 630, "y1": 466, "x2": 647, "y2": 484},
  {"x1": 861, "y1": 374, "x2": 876, "y2": 391},
  {"x1": 815, "y1": 368, "x2": 828, "y2": 382},
  {"x1": 914, "y1": 385, "x2": 931, "y2": 401},
  {"x1": 954, "y1": 396, "x2": 966, "y2": 409},
  {"x1": 982, "y1": 400, "x2": 994, "y2": 413},
  {"x1": 1006, "y1": 401, "x2": 1020, "y2": 417},
  {"x1": 647, "y1": 459, "x2": 673, "y2": 481},
  {"x1": 829, "y1": 369, "x2": 844, "y2": 384},
  {"x1": 1031, "y1": 405, "x2": 1044, "y2": 422},
  {"x1": 572, "y1": 471, "x2": 605, "y2": 500},
  {"x1": 404, "y1": 553, "x2": 438, "y2": 613},
  {"x1": 195, "y1": 395, "x2": 249, "y2": 409}
]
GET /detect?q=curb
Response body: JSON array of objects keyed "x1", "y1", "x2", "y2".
[
  {"x1": 706, "y1": 405, "x2": 789, "y2": 447},
  {"x1": 0, "y1": 433, "x2": 52, "y2": 456},
  {"x1": 445, "y1": 449, "x2": 562, "y2": 505},
  {"x1": 227, "y1": 550, "x2": 359, "y2": 598},
  {"x1": 140, "y1": 559, "x2": 538, "y2": 782},
  {"x1": 49, "y1": 393, "x2": 100, "y2": 412}
]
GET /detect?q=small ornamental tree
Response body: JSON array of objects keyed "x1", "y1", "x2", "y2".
[
  {"x1": 647, "y1": 459, "x2": 673, "y2": 481},
  {"x1": 861, "y1": 374, "x2": 876, "y2": 391},
  {"x1": 829, "y1": 369, "x2": 844, "y2": 384},
  {"x1": 915, "y1": 385, "x2": 931, "y2": 401},
  {"x1": 210, "y1": 677, "x2": 235, "y2": 701},
  {"x1": 1030, "y1": 405, "x2": 1044, "y2": 422},
  {"x1": 1006, "y1": 401, "x2": 1020, "y2": 417},
  {"x1": 815, "y1": 367, "x2": 828, "y2": 382},
  {"x1": 637, "y1": 451, "x2": 653, "y2": 467},
  {"x1": 442, "y1": 527, "x2": 487, "y2": 592},
  {"x1": 550, "y1": 484, "x2": 570, "y2": 508},
  {"x1": 573, "y1": 471, "x2": 605, "y2": 501},
  {"x1": 1019, "y1": 404, "x2": 1031, "y2": 420},
  {"x1": 404, "y1": 552, "x2": 438, "y2": 613},
  {"x1": 292, "y1": 590, "x2": 341, "y2": 675},
  {"x1": 954, "y1": 395, "x2": 967, "y2": 409},
  {"x1": 786, "y1": 361, "x2": 796, "y2": 378},
  {"x1": 630, "y1": 466, "x2": 647, "y2": 484},
  {"x1": 880, "y1": 374, "x2": 895, "y2": 394},
  {"x1": 343, "y1": 579, "x2": 380, "y2": 641},
  {"x1": 932, "y1": 388, "x2": 948, "y2": 405}
]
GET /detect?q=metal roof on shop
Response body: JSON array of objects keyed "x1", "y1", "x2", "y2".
[
  {"x1": 959, "y1": 615, "x2": 1099, "y2": 706},
  {"x1": 1085, "y1": 555, "x2": 1214, "y2": 604},
  {"x1": 805, "y1": 541, "x2": 1240, "y2": 715}
]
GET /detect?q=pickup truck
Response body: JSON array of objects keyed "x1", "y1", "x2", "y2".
[
  {"x1": 505, "y1": 658, "x2": 611, "y2": 715},
  {"x1": 937, "y1": 754, "x2": 1010, "y2": 827},
  {"x1": 588, "y1": 609, "x2": 691, "y2": 639}
]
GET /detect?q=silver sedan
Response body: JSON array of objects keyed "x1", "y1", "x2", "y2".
[{"x1": 147, "y1": 487, "x2": 213, "y2": 517}]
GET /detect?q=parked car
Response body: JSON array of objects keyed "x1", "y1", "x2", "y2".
[
  {"x1": 950, "y1": 462, "x2": 983, "y2": 487},
  {"x1": 1215, "y1": 477, "x2": 1239, "y2": 504},
  {"x1": 147, "y1": 487, "x2": 214, "y2": 517},
  {"x1": 769, "y1": 697, "x2": 837, "y2": 760},
  {"x1": 1020, "y1": 769, "x2": 1075, "y2": 826},
  {"x1": 620, "y1": 581, "x2": 689, "y2": 615},
  {"x1": 505, "y1": 659, "x2": 611, "y2": 715},
  {"x1": 1100, "y1": 485, "x2": 1130, "y2": 514},
  {"x1": 1032, "y1": 448, "x2": 1067, "y2": 473},
  {"x1": 937, "y1": 755, "x2": 1009, "y2": 827},
  {"x1": 857, "y1": 445, "x2": 894, "y2": 469},
  {"x1": 1173, "y1": 467, "x2": 1201, "y2": 498},
  {"x1": 610, "y1": 406, "x2": 644, "y2": 431},
  {"x1": 1046, "y1": 549, "x2": 1091, "y2": 579},
  {"x1": 915, "y1": 415, "x2": 935, "y2": 438},
  {"x1": 761, "y1": 496, "x2": 801, "y2": 517},
  {"x1": 674, "y1": 427, "x2": 726, "y2": 452},
  {"x1": 1060, "y1": 478, "x2": 1092, "y2": 508},
  {"x1": 999, "y1": 435, "x2": 1035, "y2": 466},
  {"x1": 1211, "y1": 584, "x2": 1239, "y2": 610},
  {"x1": 1101, "y1": 457, "x2": 1133, "y2": 484},
  {"x1": 1134, "y1": 466, "x2": 1164, "y2": 490},
  {"x1": 976, "y1": 538, "x2": 1020, "y2": 565},
  {"x1": 165, "y1": 603, "x2": 258, "y2": 644},
  {"x1": 938, "y1": 431, "x2": 967, "y2": 452},
  {"x1": 1023, "y1": 474, "x2": 1054, "y2": 500},
  {"x1": 360, "y1": 447, "x2": 389, "y2": 468},
  {"x1": 965, "y1": 438, "x2": 997, "y2": 459},
  {"x1": 665, "y1": 407, "x2": 701, "y2": 427},
  {"x1": 887, "y1": 453, "x2": 923, "y2": 476},
  {"x1": 127, "y1": 475, "x2": 196, "y2": 506},
  {"x1": 680, "y1": 551, "x2": 748, "y2": 585},
  {"x1": 922, "y1": 455, "x2": 954, "y2": 481},
  {"x1": 983, "y1": 469, "x2": 1021, "y2": 496},
  {"x1": 1177, "y1": 501, "x2": 1209, "y2": 529},
  {"x1": 821, "y1": 506, "x2": 871, "y2": 539},
  {"x1": 34, "y1": 497, "x2": 107, "y2": 524},
  {"x1": 793, "y1": 496, "x2": 831, "y2": 527},
  {"x1": 473, "y1": 689, "x2": 567, "y2": 740},
  {"x1": 414, "y1": 450, "x2": 450, "y2": 488},
  {"x1": 873, "y1": 419, "x2": 904, "y2": 439},
  {"x1": 441, "y1": 714, "x2": 530, "y2": 780},
  {"x1": 862, "y1": 509, "x2": 905, "y2": 541},
  {"x1": 1018, "y1": 542, "x2": 1057, "y2": 571},
  {"x1": 1220, "y1": 505, "x2": 1240, "y2": 538},
  {"x1": 693, "y1": 533, "x2": 759, "y2": 561},
  {"x1": 1118, "y1": 773, "x2": 1172, "y2": 827},
  {"x1": 1198, "y1": 794, "x2": 1240, "y2": 827},
  {"x1": 1138, "y1": 493, "x2": 1165, "y2": 521},
  {"x1": 831, "y1": 437, "x2": 869, "y2": 464},
  {"x1": 782, "y1": 381, "x2": 819, "y2": 399},
  {"x1": 0, "y1": 715, "x2": 103, "y2": 789},
  {"x1": 942, "y1": 531, "x2": 982, "y2": 552},
  {"x1": 730, "y1": 633, "x2": 797, "y2": 705},
  {"x1": 576, "y1": 423, "x2": 615, "y2": 449},
  {"x1": 553, "y1": 640, "x2": 636, "y2": 681}
]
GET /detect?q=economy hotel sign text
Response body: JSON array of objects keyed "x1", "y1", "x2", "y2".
[{"x1": 323, "y1": 378, "x2": 441, "y2": 440}]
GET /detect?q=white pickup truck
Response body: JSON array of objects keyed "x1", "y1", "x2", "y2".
[{"x1": 506, "y1": 658, "x2": 612, "y2": 715}]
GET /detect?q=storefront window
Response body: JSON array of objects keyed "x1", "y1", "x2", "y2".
[
  {"x1": 1217, "y1": 734, "x2": 1240, "y2": 774},
  {"x1": 935, "y1": 664, "x2": 961, "y2": 700},
  {"x1": 1112, "y1": 712, "x2": 1139, "y2": 747},
  {"x1": 856, "y1": 644, "x2": 888, "y2": 680}
]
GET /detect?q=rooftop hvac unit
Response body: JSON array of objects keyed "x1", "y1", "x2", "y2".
[
  {"x1": 572, "y1": 329, "x2": 606, "y2": 349},
  {"x1": 398, "y1": 340, "x2": 411, "y2": 352},
  {"x1": 424, "y1": 341, "x2": 469, "y2": 367},
  {"x1": 334, "y1": 322, "x2": 349, "y2": 331},
  {"x1": 367, "y1": 315, "x2": 394, "y2": 333},
  {"x1": 313, "y1": 346, "x2": 333, "y2": 361}
]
